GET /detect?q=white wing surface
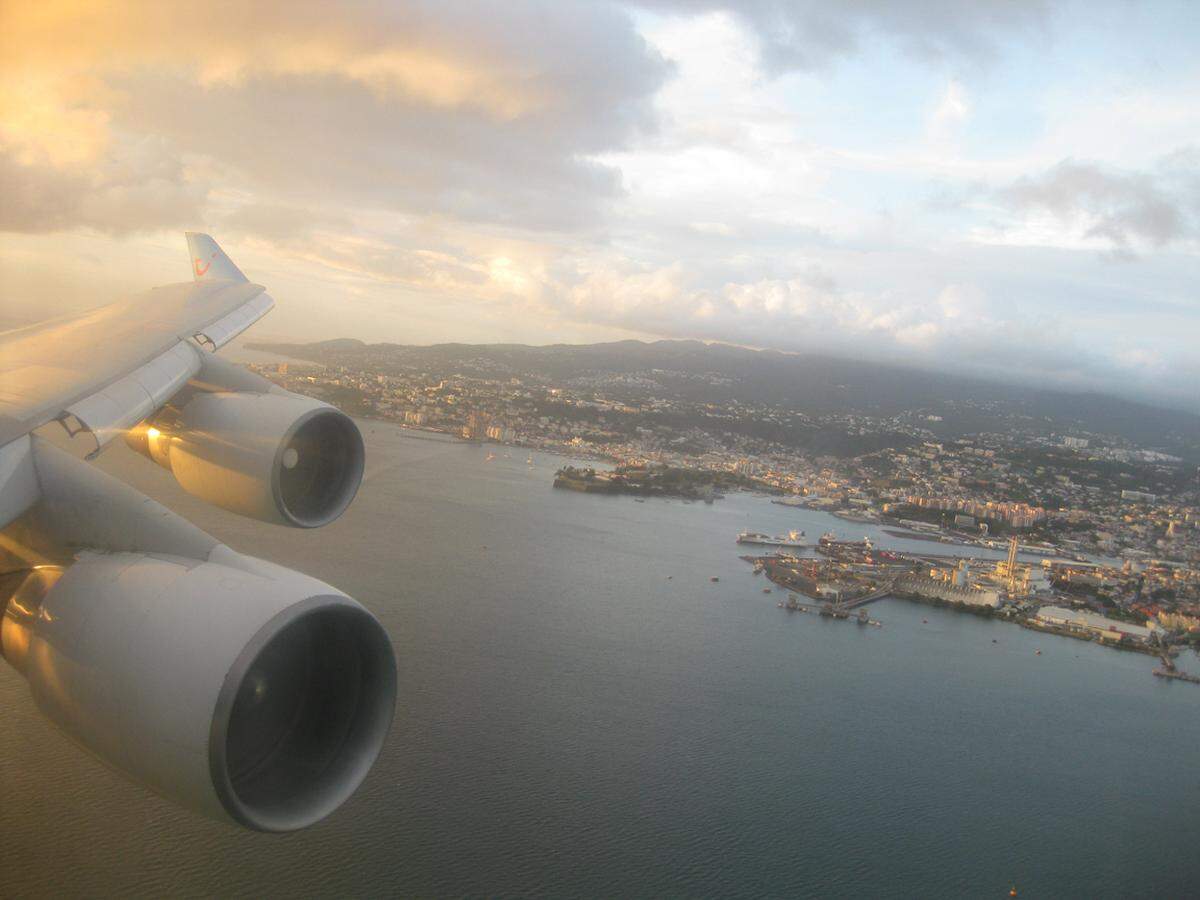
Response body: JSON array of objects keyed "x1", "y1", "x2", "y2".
[
  {"x1": 0, "y1": 234, "x2": 395, "y2": 833},
  {"x1": 0, "y1": 233, "x2": 272, "y2": 450}
]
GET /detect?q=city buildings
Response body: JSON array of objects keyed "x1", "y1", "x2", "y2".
[
  {"x1": 244, "y1": 355, "x2": 1200, "y2": 631},
  {"x1": 1035, "y1": 606, "x2": 1158, "y2": 645}
]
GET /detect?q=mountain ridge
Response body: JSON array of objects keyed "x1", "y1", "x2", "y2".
[{"x1": 248, "y1": 337, "x2": 1200, "y2": 458}]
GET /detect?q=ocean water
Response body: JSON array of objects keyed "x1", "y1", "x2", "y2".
[{"x1": 2, "y1": 423, "x2": 1197, "y2": 898}]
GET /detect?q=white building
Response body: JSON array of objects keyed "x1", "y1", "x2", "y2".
[{"x1": 1035, "y1": 606, "x2": 1157, "y2": 644}]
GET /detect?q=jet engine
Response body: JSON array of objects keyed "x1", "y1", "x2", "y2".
[
  {"x1": 0, "y1": 550, "x2": 396, "y2": 832},
  {"x1": 128, "y1": 390, "x2": 364, "y2": 527},
  {"x1": 0, "y1": 234, "x2": 393, "y2": 834}
]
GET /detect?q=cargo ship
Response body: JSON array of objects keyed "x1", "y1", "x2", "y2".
[{"x1": 736, "y1": 529, "x2": 807, "y2": 549}]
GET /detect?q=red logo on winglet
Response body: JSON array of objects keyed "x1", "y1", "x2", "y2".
[{"x1": 194, "y1": 256, "x2": 211, "y2": 277}]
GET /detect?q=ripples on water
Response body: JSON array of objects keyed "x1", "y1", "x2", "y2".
[{"x1": 2, "y1": 424, "x2": 1198, "y2": 898}]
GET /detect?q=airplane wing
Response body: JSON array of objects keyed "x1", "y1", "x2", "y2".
[
  {"x1": 0, "y1": 233, "x2": 272, "y2": 454},
  {"x1": 0, "y1": 235, "x2": 395, "y2": 833}
]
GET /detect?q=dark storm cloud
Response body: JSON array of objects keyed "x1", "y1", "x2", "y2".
[{"x1": 634, "y1": 0, "x2": 1048, "y2": 71}]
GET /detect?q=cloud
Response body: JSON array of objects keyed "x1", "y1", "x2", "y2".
[
  {"x1": 0, "y1": 0, "x2": 671, "y2": 235},
  {"x1": 447, "y1": 244, "x2": 1192, "y2": 410},
  {"x1": 635, "y1": 1, "x2": 1048, "y2": 72},
  {"x1": 1, "y1": 0, "x2": 1196, "y2": 414},
  {"x1": 998, "y1": 151, "x2": 1200, "y2": 255},
  {"x1": 220, "y1": 203, "x2": 351, "y2": 243},
  {"x1": 0, "y1": 135, "x2": 205, "y2": 234},
  {"x1": 929, "y1": 79, "x2": 971, "y2": 149},
  {"x1": 539, "y1": 256, "x2": 963, "y2": 364},
  {"x1": 689, "y1": 221, "x2": 735, "y2": 236}
]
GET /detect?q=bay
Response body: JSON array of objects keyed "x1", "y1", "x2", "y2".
[{"x1": 2, "y1": 422, "x2": 1197, "y2": 898}]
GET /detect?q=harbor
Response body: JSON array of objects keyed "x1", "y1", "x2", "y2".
[
  {"x1": 732, "y1": 523, "x2": 1196, "y2": 680},
  {"x1": 777, "y1": 592, "x2": 884, "y2": 626},
  {"x1": 12, "y1": 425, "x2": 1195, "y2": 900},
  {"x1": 1152, "y1": 652, "x2": 1200, "y2": 684}
]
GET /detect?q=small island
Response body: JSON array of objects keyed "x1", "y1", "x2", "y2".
[{"x1": 553, "y1": 463, "x2": 780, "y2": 501}]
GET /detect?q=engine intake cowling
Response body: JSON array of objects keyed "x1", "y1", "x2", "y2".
[
  {"x1": 1, "y1": 551, "x2": 396, "y2": 832},
  {"x1": 129, "y1": 391, "x2": 364, "y2": 528}
]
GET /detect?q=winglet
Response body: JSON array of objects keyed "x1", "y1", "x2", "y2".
[{"x1": 185, "y1": 232, "x2": 247, "y2": 283}]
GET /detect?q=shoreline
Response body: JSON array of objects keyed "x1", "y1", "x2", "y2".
[{"x1": 1015, "y1": 617, "x2": 1166, "y2": 656}]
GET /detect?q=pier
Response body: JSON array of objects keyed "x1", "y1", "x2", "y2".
[
  {"x1": 1153, "y1": 668, "x2": 1200, "y2": 685},
  {"x1": 838, "y1": 580, "x2": 896, "y2": 608},
  {"x1": 778, "y1": 597, "x2": 883, "y2": 627}
]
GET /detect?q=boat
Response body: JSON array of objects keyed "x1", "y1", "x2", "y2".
[
  {"x1": 736, "y1": 529, "x2": 807, "y2": 549},
  {"x1": 710, "y1": 576, "x2": 720, "y2": 583}
]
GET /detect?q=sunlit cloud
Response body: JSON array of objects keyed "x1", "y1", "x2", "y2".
[
  {"x1": 0, "y1": 0, "x2": 1197, "y2": 410},
  {"x1": 2, "y1": 1, "x2": 554, "y2": 119}
]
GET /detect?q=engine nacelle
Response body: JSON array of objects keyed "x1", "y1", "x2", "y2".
[
  {"x1": 1, "y1": 551, "x2": 396, "y2": 832},
  {"x1": 128, "y1": 391, "x2": 364, "y2": 528}
]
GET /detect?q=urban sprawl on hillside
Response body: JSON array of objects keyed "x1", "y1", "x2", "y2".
[{"x1": 247, "y1": 352, "x2": 1200, "y2": 649}]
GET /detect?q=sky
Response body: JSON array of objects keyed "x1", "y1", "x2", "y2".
[{"x1": 1, "y1": 1, "x2": 1198, "y2": 410}]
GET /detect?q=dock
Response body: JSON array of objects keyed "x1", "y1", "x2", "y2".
[
  {"x1": 778, "y1": 594, "x2": 882, "y2": 626},
  {"x1": 839, "y1": 580, "x2": 896, "y2": 609},
  {"x1": 1153, "y1": 668, "x2": 1200, "y2": 685}
]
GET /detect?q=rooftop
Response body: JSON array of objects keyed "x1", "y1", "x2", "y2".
[{"x1": 1036, "y1": 606, "x2": 1156, "y2": 638}]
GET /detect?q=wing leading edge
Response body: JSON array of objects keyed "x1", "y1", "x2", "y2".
[
  {"x1": 0, "y1": 235, "x2": 273, "y2": 451},
  {"x1": 0, "y1": 234, "x2": 395, "y2": 832}
]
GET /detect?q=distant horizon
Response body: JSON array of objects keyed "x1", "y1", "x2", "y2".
[
  {"x1": 3, "y1": 6, "x2": 1199, "y2": 896},
  {"x1": 242, "y1": 333, "x2": 1200, "y2": 419},
  {"x1": 3, "y1": 2, "x2": 1198, "y2": 414}
]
